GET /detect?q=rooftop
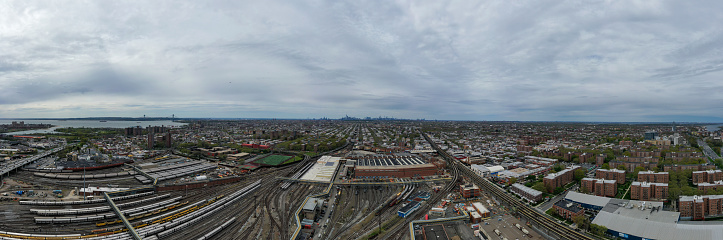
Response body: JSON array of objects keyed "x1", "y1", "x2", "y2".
[{"x1": 554, "y1": 199, "x2": 583, "y2": 213}]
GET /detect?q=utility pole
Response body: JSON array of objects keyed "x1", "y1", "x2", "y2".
[{"x1": 83, "y1": 167, "x2": 86, "y2": 200}]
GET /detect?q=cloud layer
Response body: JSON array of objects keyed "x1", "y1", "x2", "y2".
[{"x1": 1, "y1": 0, "x2": 723, "y2": 122}]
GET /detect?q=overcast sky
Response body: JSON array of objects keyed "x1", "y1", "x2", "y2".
[{"x1": 1, "y1": 1, "x2": 723, "y2": 122}]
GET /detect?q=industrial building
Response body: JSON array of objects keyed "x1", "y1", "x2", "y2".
[
  {"x1": 459, "y1": 184, "x2": 480, "y2": 198},
  {"x1": 471, "y1": 202, "x2": 490, "y2": 218},
  {"x1": 398, "y1": 201, "x2": 421, "y2": 218},
  {"x1": 564, "y1": 191, "x2": 610, "y2": 211},
  {"x1": 353, "y1": 155, "x2": 437, "y2": 179},
  {"x1": 300, "y1": 156, "x2": 341, "y2": 182},
  {"x1": 470, "y1": 164, "x2": 504, "y2": 177},
  {"x1": 510, "y1": 183, "x2": 543, "y2": 203}
]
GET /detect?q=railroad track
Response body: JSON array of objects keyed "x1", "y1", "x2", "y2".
[
  {"x1": 423, "y1": 132, "x2": 596, "y2": 240},
  {"x1": 382, "y1": 158, "x2": 460, "y2": 240}
]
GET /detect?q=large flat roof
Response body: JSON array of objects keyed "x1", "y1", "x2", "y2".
[
  {"x1": 593, "y1": 211, "x2": 722, "y2": 240},
  {"x1": 564, "y1": 191, "x2": 612, "y2": 208}
]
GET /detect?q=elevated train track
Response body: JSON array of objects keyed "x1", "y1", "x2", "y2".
[{"x1": 423, "y1": 132, "x2": 595, "y2": 240}]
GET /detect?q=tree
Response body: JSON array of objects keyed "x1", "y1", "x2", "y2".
[
  {"x1": 532, "y1": 182, "x2": 547, "y2": 192},
  {"x1": 573, "y1": 169, "x2": 586, "y2": 182},
  {"x1": 602, "y1": 163, "x2": 610, "y2": 170},
  {"x1": 509, "y1": 177, "x2": 517, "y2": 186},
  {"x1": 526, "y1": 175, "x2": 537, "y2": 181},
  {"x1": 580, "y1": 186, "x2": 590, "y2": 194},
  {"x1": 590, "y1": 224, "x2": 607, "y2": 236},
  {"x1": 617, "y1": 165, "x2": 626, "y2": 171},
  {"x1": 572, "y1": 214, "x2": 589, "y2": 231}
]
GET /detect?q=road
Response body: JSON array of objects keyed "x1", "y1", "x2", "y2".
[{"x1": 697, "y1": 138, "x2": 721, "y2": 163}]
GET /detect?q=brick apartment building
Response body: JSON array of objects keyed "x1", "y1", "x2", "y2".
[
  {"x1": 679, "y1": 195, "x2": 723, "y2": 220},
  {"x1": 631, "y1": 182, "x2": 668, "y2": 201},
  {"x1": 693, "y1": 170, "x2": 723, "y2": 185},
  {"x1": 596, "y1": 154, "x2": 605, "y2": 166},
  {"x1": 637, "y1": 170, "x2": 669, "y2": 183},
  {"x1": 609, "y1": 161, "x2": 657, "y2": 171},
  {"x1": 510, "y1": 183, "x2": 543, "y2": 203},
  {"x1": 543, "y1": 166, "x2": 580, "y2": 191},
  {"x1": 698, "y1": 181, "x2": 723, "y2": 194},
  {"x1": 553, "y1": 200, "x2": 584, "y2": 220},
  {"x1": 581, "y1": 178, "x2": 617, "y2": 197},
  {"x1": 596, "y1": 169, "x2": 626, "y2": 183},
  {"x1": 663, "y1": 164, "x2": 717, "y2": 172}
]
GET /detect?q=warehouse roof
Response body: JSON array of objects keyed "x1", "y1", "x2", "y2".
[
  {"x1": 592, "y1": 211, "x2": 723, "y2": 240},
  {"x1": 564, "y1": 191, "x2": 612, "y2": 208}
]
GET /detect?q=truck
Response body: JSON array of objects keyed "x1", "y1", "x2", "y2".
[
  {"x1": 515, "y1": 223, "x2": 521, "y2": 230},
  {"x1": 53, "y1": 190, "x2": 62, "y2": 194},
  {"x1": 494, "y1": 229, "x2": 501, "y2": 236},
  {"x1": 522, "y1": 228, "x2": 529, "y2": 235}
]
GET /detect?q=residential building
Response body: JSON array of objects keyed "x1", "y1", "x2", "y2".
[
  {"x1": 638, "y1": 170, "x2": 669, "y2": 183},
  {"x1": 596, "y1": 169, "x2": 626, "y2": 183},
  {"x1": 510, "y1": 183, "x2": 543, "y2": 203},
  {"x1": 543, "y1": 166, "x2": 580, "y2": 190},
  {"x1": 692, "y1": 170, "x2": 723, "y2": 185},
  {"x1": 631, "y1": 182, "x2": 668, "y2": 201},
  {"x1": 679, "y1": 195, "x2": 723, "y2": 220},
  {"x1": 582, "y1": 178, "x2": 617, "y2": 197},
  {"x1": 698, "y1": 181, "x2": 723, "y2": 194}
]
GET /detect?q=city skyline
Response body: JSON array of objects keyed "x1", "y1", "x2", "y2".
[{"x1": 2, "y1": 1, "x2": 723, "y2": 122}]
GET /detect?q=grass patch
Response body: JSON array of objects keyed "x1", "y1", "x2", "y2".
[
  {"x1": 282, "y1": 156, "x2": 303, "y2": 164},
  {"x1": 253, "y1": 154, "x2": 293, "y2": 165}
]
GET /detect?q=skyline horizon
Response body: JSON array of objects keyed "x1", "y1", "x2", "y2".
[
  {"x1": 3, "y1": 1, "x2": 723, "y2": 122},
  {"x1": 1, "y1": 116, "x2": 722, "y2": 124}
]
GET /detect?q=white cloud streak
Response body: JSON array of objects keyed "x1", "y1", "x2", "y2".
[{"x1": 1, "y1": 0, "x2": 723, "y2": 121}]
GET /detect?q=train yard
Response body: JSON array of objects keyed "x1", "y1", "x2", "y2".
[{"x1": 0, "y1": 121, "x2": 611, "y2": 240}]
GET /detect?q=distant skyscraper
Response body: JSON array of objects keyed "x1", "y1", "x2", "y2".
[
  {"x1": 673, "y1": 122, "x2": 677, "y2": 132},
  {"x1": 148, "y1": 132, "x2": 155, "y2": 149},
  {"x1": 644, "y1": 131, "x2": 658, "y2": 140},
  {"x1": 165, "y1": 132, "x2": 172, "y2": 148}
]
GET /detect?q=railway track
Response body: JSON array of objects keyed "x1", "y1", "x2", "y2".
[{"x1": 423, "y1": 132, "x2": 596, "y2": 240}]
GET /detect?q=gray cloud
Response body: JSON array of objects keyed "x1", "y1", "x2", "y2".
[{"x1": 1, "y1": 0, "x2": 723, "y2": 121}]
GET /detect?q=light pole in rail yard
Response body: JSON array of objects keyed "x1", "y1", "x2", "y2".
[{"x1": 83, "y1": 167, "x2": 86, "y2": 200}]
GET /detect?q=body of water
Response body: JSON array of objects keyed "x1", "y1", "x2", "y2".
[
  {"x1": 705, "y1": 124, "x2": 723, "y2": 132},
  {"x1": 1, "y1": 120, "x2": 186, "y2": 135}
]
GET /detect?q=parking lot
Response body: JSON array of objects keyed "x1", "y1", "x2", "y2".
[{"x1": 480, "y1": 213, "x2": 546, "y2": 240}]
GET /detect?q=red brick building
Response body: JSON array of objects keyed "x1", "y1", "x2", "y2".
[
  {"x1": 692, "y1": 170, "x2": 723, "y2": 185},
  {"x1": 698, "y1": 181, "x2": 723, "y2": 194},
  {"x1": 637, "y1": 170, "x2": 669, "y2": 183},
  {"x1": 596, "y1": 169, "x2": 626, "y2": 183},
  {"x1": 355, "y1": 164, "x2": 438, "y2": 178},
  {"x1": 679, "y1": 195, "x2": 723, "y2": 220},
  {"x1": 631, "y1": 182, "x2": 668, "y2": 201},
  {"x1": 543, "y1": 166, "x2": 580, "y2": 190},
  {"x1": 596, "y1": 154, "x2": 605, "y2": 167},
  {"x1": 460, "y1": 184, "x2": 481, "y2": 198},
  {"x1": 581, "y1": 178, "x2": 617, "y2": 197},
  {"x1": 553, "y1": 200, "x2": 584, "y2": 220}
]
